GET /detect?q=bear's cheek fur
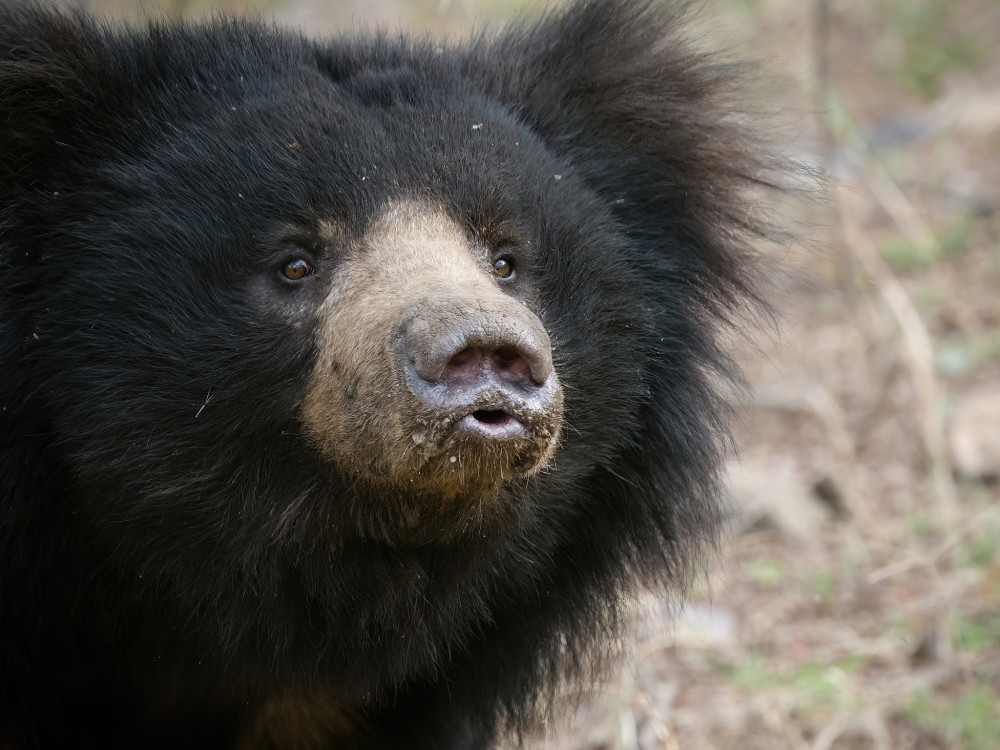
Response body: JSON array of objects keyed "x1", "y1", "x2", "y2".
[{"x1": 301, "y1": 200, "x2": 564, "y2": 515}]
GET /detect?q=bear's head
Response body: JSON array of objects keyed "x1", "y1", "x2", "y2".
[{"x1": 0, "y1": 2, "x2": 779, "y2": 710}]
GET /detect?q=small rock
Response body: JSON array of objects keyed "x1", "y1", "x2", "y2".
[
  {"x1": 727, "y1": 458, "x2": 829, "y2": 538},
  {"x1": 950, "y1": 389, "x2": 1000, "y2": 479}
]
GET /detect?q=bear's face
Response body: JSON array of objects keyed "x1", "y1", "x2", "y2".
[
  {"x1": 301, "y1": 200, "x2": 564, "y2": 512},
  {"x1": 10, "y1": 55, "x2": 634, "y2": 547}
]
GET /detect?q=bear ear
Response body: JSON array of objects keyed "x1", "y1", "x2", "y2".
[
  {"x1": 0, "y1": 6, "x2": 110, "y2": 196},
  {"x1": 480, "y1": 0, "x2": 785, "y2": 298}
]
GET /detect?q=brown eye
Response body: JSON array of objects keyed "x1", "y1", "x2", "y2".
[
  {"x1": 281, "y1": 257, "x2": 314, "y2": 281},
  {"x1": 493, "y1": 256, "x2": 514, "y2": 279}
]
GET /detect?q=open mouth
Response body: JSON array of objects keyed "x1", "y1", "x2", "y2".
[{"x1": 471, "y1": 409, "x2": 509, "y2": 425}]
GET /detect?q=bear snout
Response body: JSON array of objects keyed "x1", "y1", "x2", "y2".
[
  {"x1": 404, "y1": 302, "x2": 553, "y2": 385},
  {"x1": 402, "y1": 302, "x2": 562, "y2": 443}
]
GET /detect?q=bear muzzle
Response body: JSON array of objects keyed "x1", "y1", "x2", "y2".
[{"x1": 402, "y1": 299, "x2": 563, "y2": 449}]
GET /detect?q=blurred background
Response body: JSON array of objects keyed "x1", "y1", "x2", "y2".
[{"x1": 48, "y1": 0, "x2": 1000, "y2": 747}]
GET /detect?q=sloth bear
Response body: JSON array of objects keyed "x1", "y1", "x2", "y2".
[{"x1": 0, "y1": 1, "x2": 780, "y2": 747}]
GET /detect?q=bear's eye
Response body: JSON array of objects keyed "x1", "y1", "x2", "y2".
[
  {"x1": 492, "y1": 256, "x2": 514, "y2": 280},
  {"x1": 280, "y1": 257, "x2": 314, "y2": 282}
]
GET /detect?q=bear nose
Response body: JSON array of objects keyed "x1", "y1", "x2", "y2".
[
  {"x1": 413, "y1": 335, "x2": 552, "y2": 388},
  {"x1": 439, "y1": 345, "x2": 537, "y2": 386},
  {"x1": 403, "y1": 300, "x2": 555, "y2": 397}
]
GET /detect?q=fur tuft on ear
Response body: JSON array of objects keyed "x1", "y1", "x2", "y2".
[
  {"x1": 475, "y1": 0, "x2": 784, "y2": 311},
  {"x1": 0, "y1": 7, "x2": 115, "y2": 194}
]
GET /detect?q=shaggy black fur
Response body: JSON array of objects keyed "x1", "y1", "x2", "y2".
[{"x1": 0, "y1": 1, "x2": 779, "y2": 747}]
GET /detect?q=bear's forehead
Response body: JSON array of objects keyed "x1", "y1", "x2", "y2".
[
  {"x1": 128, "y1": 56, "x2": 559, "y2": 220},
  {"x1": 142, "y1": 43, "x2": 527, "y2": 155}
]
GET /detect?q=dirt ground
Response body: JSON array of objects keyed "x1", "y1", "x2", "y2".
[{"x1": 79, "y1": 0, "x2": 1000, "y2": 746}]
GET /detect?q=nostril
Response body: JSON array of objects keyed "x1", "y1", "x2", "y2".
[
  {"x1": 439, "y1": 347, "x2": 483, "y2": 383},
  {"x1": 491, "y1": 346, "x2": 532, "y2": 382},
  {"x1": 494, "y1": 346, "x2": 519, "y2": 364}
]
